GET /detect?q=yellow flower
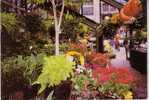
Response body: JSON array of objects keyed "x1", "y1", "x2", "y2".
[
  {"x1": 66, "y1": 51, "x2": 85, "y2": 66},
  {"x1": 79, "y1": 39, "x2": 88, "y2": 45},
  {"x1": 122, "y1": 91, "x2": 133, "y2": 100}
]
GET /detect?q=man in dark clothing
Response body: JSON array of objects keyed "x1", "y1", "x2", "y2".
[{"x1": 123, "y1": 38, "x2": 129, "y2": 59}]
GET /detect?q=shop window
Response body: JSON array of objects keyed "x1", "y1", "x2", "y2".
[
  {"x1": 102, "y1": 3, "x2": 109, "y2": 12},
  {"x1": 110, "y1": 6, "x2": 117, "y2": 11},
  {"x1": 82, "y1": 7, "x2": 94, "y2": 15}
]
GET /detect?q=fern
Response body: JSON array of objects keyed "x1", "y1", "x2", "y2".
[{"x1": 33, "y1": 55, "x2": 75, "y2": 94}]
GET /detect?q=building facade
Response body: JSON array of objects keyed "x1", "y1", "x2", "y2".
[{"x1": 80, "y1": 0, "x2": 126, "y2": 23}]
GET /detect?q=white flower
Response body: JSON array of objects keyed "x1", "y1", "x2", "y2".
[
  {"x1": 44, "y1": 44, "x2": 48, "y2": 47},
  {"x1": 74, "y1": 85, "x2": 79, "y2": 90},
  {"x1": 29, "y1": 46, "x2": 33, "y2": 50}
]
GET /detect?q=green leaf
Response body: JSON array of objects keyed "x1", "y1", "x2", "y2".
[{"x1": 33, "y1": 55, "x2": 75, "y2": 94}]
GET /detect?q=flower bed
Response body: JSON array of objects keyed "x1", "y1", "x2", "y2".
[
  {"x1": 86, "y1": 52, "x2": 108, "y2": 67},
  {"x1": 92, "y1": 67, "x2": 135, "y2": 84}
]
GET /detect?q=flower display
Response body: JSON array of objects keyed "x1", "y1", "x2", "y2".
[
  {"x1": 68, "y1": 43, "x2": 87, "y2": 55},
  {"x1": 66, "y1": 51, "x2": 85, "y2": 66},
  {"x1": 119, "y1": 0, "x2": 142, "y2": 23},
  {"x1": 123, "y1": 0, "x2": 142, "y2": 17},
  {"x1": 86, "y1": 52, "x2": 108, "y2": 67},
  {"x1": 122, "y1": 91, "x2": 133, "y2": 100},
  {"x1": 92, "y1": 67, "x2": 135, "y2": 84},
  {"x1": 110, "y1": 13, "x2": 120, "y2": 24}
]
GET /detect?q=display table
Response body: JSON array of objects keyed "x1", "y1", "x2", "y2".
[{"x1": 129, "y1": 48, "x2": 147, "y2": 74}]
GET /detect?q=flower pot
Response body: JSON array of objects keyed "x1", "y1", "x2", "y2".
[
  {"x1": 53, "y1": 80, "x2": 72, "y2": 100},
  {"x1": 9, "y1": 90, "x2": 24, "y2": 100}
]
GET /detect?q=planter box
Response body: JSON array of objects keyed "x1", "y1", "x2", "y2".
[{"x1": 130, "y1": 49, "x2": 147, "y2": 74}]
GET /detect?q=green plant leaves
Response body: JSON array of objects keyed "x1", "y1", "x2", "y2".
[
  {"x1": 33, "y1": 55, "x2": 75, "y2": 94},
  {"x1": 27, "y1": 0, "x2": 46, "y2": 4},
  {"x1": 1, "y1": 12, "x2": 19, "y2": 34}
]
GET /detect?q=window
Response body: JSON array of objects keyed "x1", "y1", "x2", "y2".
[
  {"x1": 102, "y1": 3, "x2": 109, "y2": 12},
  {"x1": 82, "y1": 7, "x2": 93, "y2": 15},
  {"x1": 110, "y1": 6, "x2": 117, "y2": 11}
]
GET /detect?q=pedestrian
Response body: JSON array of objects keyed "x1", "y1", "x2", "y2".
[
  {"x1": 123, "y1": 37, "x2": 129, "y2": 59},
  {"x1": 114, "y1": 33, "x2": 120, "y2": 51}
]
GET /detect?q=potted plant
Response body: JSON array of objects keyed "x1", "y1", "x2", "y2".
[{"x1": 32, "y1": 55, "x2": 75, "y2": 99}]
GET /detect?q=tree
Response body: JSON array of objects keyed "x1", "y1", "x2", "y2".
[
  {"x1": 51, "y1": 0, "x2": 64, "y2": 55},
  {"x1": 27, "y1": 0, "x2": 85, "y2": 55}
]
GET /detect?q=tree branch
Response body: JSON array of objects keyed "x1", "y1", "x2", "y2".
[
  {"x1": 51, "y1": 0, "x2": 58, "y2": 27},
  {"x1": 58, "y1": 0, "x2": 65, "y2": 28}
]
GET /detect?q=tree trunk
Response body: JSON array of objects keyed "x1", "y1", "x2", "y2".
[
  {"x1": 55, "y1": 27, "x2": 60, "y2": 55},
  {"x1": 51, "y1": 0, "x2": 64, "y2": 55}
]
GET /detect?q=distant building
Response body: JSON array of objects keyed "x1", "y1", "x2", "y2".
[{"x1": 80, "y1": 0, "x2": 126, "y2": 23}]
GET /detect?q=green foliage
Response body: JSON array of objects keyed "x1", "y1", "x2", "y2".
[
  {"x1": 97, "y1": 74, "x2": 131, "y2": 98},
  {"x1": 1, "y1": 57, "x2": 26, "y2": 93},
  {"x1": 2, "y1": 53, "x2": 45, "y2": 82},
  {"x1": 71, "y1": 68, "x2": 97, "y2": 96},
  {"x1": 27, "y1": 0, "x2": 46, "y2": 4},
  {"x1": 20, "y1": 13, "x2": 54, "y2": 34},
  {"x1": 63, "y1": 13, "x2": 81, "y2": 41},
  {"x1": 65, "y1": 0, "x2": 86, "y2": 11},
  {"x1": 76, "y1": 23, "x2": 90, "y2": 33},
  {"x1": 33, "y1": 55, "x2": 75, "y2": 94},
  {"x1": 1, "y1": 53, "x2": 46, "y2": 94},
  {"x1": 59, "y1": 43, "x2": 69, "y2": 53},
  {"x1": 1, "y1": 12, "x2": 19, "y2": 34},
  {"x1": 98, "y1": 81, "x2": 130, "y2": 94},
  {"x1": 29, "y1": 39, "x2": 68, "y2": 55},
  {"x1": 23, "y1": 14, "x2": 43, "y2": 34},
  {"x1": 41, "y1": 18, "x2": 54, "y2": 32},
  {"x1": 72, "y1": 74, "x2": 88, "y2": 92},
  {"x1": 64, "y1": 11, "x2": 75, "y2": 22},
  {"x1": 16, "y1": 53, "x2": 46, "y2": 84},
  {"x1": 134, "y1": 29, "x2": 147, "y2": 41}
]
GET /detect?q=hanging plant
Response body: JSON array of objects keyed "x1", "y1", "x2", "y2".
[
  {"x1": 123, "y1": 0, "x2": 142, "y2": 17},
  {"x1": 110, "y1": 13, "x2": 121, "y2": 24},
  {"x1": 119, "y1": 0, "x2": 142, "y2": 24}
]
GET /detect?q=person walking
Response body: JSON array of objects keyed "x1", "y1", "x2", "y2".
[
  {"x1": 123, "y1": 37, "x2": 129, "y2": 59},
  {"x1": 114, "y1": 33, "x2": 120, "y2": 51}
]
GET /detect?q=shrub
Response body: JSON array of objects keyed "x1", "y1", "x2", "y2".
[
  {"x1": 33, "y1": 55, "x2": 75, "y2": 94},
  {"x1": 1, "y1": 12, "x2": 19, "y2": 34},
  {"x1": 1, "y1": 53, "x2": 46, "y2": 93}
]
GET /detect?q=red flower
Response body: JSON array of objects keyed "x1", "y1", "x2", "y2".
[
  {"x1": 86, "y1": 52, "x2": 108, "y2": 67},
  {"x1": 69, "y1": 43, "x2": 87, "y2": 55},
  {"x1": 92, "y1": 67, "x2": 135, "y2": 84}
]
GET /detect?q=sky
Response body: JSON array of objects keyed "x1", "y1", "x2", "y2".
[{"x1": 115, "y1": 0, "x2": 127, "y2": 4}]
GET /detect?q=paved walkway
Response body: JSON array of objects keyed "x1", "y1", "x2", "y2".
[
  {"x1": 110, "y1": 47, "x2": 147, "y2": 99},
  {"x1": 110, "y1": 47, "x2": 130, "y2": 68}
]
